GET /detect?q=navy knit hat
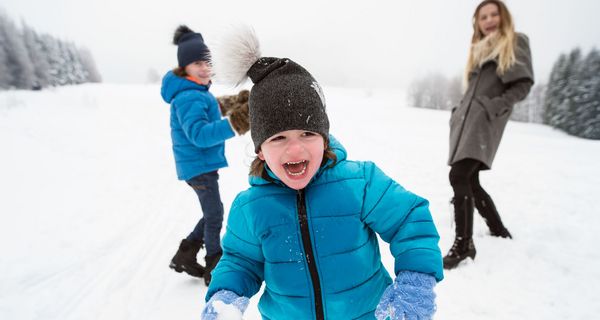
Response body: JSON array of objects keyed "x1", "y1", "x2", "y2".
[
  {"x1": 172, "y1": 25, "x2": 210, "y2": 68},
  {"x1": 212, "y1": 26, "x2": 329, "y2": 152}
]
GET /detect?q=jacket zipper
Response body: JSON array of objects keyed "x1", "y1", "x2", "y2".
[
  {"x1": 296, "y1": 189, "x2": 324, "y2": 320},
  {"x1": 450, "y1": 70, "x2": 482, "y2": 162}
]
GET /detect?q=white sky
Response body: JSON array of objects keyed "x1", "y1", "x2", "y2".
[{"x1": 2, "y1": 0, "x2": 599, "y2": 88}]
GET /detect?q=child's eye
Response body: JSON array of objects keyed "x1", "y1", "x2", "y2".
[
  {"x1": 302, "y1": 131, "x2": 316, "y2": 137},
  {"x1": 269, "y1": 136, "x2": 285, "y2": 142}
]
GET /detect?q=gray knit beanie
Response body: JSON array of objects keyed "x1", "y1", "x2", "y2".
[{"x1": 212, "y1": 26, "x2": 329, "y2": 152}]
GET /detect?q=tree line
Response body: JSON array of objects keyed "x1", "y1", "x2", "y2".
[
  {"x1": 408, "y1": 47, "x2": 599, "y2": 140},
  {"x1": 0, "y1": 10, "x2": 101, "y2": 90}
]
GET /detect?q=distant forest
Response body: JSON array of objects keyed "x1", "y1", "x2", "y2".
[
  {"x1": 408, "y1": 47, "x2": 600, "y2": 140},
  {"x1": 0, "y1": 10, "x2": 101, "y2": 90}
]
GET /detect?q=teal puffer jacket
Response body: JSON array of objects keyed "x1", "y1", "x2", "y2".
[{"x1": 207, "y1": 137, "x2": 443, "y2": 319}]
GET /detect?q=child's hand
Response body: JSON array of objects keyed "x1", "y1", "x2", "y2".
[
  {"x1": 217, "y1": 90, "x2": 249, "y2": 116},
  {"x1": 228, "y1": 102, "x2": 250, "y2": 135},
  {"x1": 201, "y1": 290, "x2": 249, "y2": 320},
  {"x1": 374, "y1": 271, "x2": 437, "y2": 320}
]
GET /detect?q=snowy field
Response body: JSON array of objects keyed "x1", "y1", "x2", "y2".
[{"x1": 1, "y1": 83, "x2": 599, "y2": 319}]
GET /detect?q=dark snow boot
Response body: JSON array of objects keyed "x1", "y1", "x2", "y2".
[
  {"x1": 474, "y1": 197, "x2": 512, "y2": 239},
  {"x1": 443, "y1": 236, "x2": 476, "y2": 269},
  {"x1": 203, "y1": 252, "x2": 222, "y2": 286},
  {"x1": 169, "y1": 239, "x2": 205, "y2": 278},
  {"x1": 444, "y1": 196, "x2": 476, "y2": 269}
]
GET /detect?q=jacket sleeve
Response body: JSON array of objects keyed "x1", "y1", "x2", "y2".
[
  {"x1": 500, "y1": 33, "x2": 534, "y2": 84},
  {"x1": 361, "y1": 162, "x2": 443, "y2": 282},
  {"x1": 477, "y1": 79, "x2": 533, "y2": 119},
  {"x1": 477, "y1": 34, "x2": 535, "y2": 118},
  {"x1": 206, "y1": 196, "x2": 264, "y2": 301},
  {"x1": 174, "y1": 93, "x2": 235, "y2": 148}
]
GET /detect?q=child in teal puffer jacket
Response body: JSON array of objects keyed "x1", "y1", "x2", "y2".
[{"x1": 201, "y1": 26, "x2": 443, "y2": 320}]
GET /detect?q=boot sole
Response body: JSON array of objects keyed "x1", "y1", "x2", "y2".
[
  {"x1": 169, "y1": 262, "x2": 204, "y2": 278},
  {"x1": 443, "y1": 251, "x2": 476, "y2": 270}
]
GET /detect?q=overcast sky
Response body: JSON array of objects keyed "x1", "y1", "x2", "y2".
[{"x1": 2, "y1": 0, "x2": 599, "y2": 88}]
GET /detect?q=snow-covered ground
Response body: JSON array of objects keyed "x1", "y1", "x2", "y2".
[{"x1": 1, "y1": 84, "x2": 599, "y2": 319}]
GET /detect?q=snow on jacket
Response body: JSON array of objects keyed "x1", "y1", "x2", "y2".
[
  {"x1": 448, "y1": 33, "x2": 534, "y2": 169},
  {"x1": 207, "y1": 137, "x2": 443, "y2": 320},
  {"x1": 160, "y1": 71, "x2": 235, "y2": 180}
]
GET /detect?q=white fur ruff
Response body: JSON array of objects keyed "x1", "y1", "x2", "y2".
[{"x1": 213, "y1": 25, "x2": 261, "y2": 86}]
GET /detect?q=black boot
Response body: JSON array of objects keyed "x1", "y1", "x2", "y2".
[
  {"x1": 443, "y1": 237, "x2": 476, "y2": 269},
  {"x1": 474, "y1": 197, "x2": 512, "y2": 239},
  {"x1": 203, "y1": 252, "x2": 222, "y2": 286},
  {"x1": 169, "y1": 239, "x2": 205, "y2": 278},
  {"x1": 443, "y1": 196, "x2": 476, "y2": 269}
]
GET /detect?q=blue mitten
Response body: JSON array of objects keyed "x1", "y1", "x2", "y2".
[
  {"x1": 375, "y1": 271, "x2": 437, "y2": 320},
  {"x1": 201, "y1": 290, "x2": 249, "y2": 320}
]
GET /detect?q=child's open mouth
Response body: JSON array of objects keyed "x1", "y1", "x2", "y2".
[{"x1": 284, "y1": 160, "x2": 308, "y2": 176}]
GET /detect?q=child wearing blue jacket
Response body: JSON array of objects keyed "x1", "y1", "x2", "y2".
[
  {"x1": 201, "y1": 26, "x2": 443, "y2": 320},
  {"x1": 160, "y1": 25, "x2": 249, "y2": 285}
]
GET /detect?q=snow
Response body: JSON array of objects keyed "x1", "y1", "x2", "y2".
[
  {"x1": 212, "y1": 300, "x2": 244, "y2": 320},
  {"x1": 1, "y1": 83, "x2": 599, "y2": 319}
]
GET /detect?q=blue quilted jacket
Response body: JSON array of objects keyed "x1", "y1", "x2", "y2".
[
  {"x1": 207, "y1": 137, "x2": 443, "y2": 319},
  {"x1": 160, "y1": 71, "x2": 235, "y2": 180}
]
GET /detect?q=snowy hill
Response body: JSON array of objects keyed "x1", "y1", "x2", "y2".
[{"x1": 1, "y1": 84, "x2": 599, "y2": 319}]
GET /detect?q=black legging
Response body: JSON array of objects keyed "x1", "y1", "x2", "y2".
[
  {"x1": 449, "y1": 159, "x2": 492, "y2": 203},
  {"x1": 449, "y1": 158, "x2": 505, "y2": 237}
]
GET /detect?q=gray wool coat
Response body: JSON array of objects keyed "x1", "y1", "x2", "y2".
[{"x1": 448, "y1": 33, "x2": 534, "y2": 170}]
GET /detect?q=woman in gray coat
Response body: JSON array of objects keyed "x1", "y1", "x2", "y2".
[{"x1": 445, "y1": 0, "x2": 534, "y2": 269}]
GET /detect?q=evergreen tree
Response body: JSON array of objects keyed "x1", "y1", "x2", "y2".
[
  {"x1": 543, "y1": 54, "x2": 566, "y2": 126},
  {"x1": 576, "y1": 49, "x2": 600, "y2": 139},
  {"x1": 0, "y1": 13, "x2": 14, "y2": 89},
  {"x1": 544, "y1": 49, "x2": 582, "y2": 130},
  {"x1": 38, "y1": 33, "x2": 61, "y2": 86},
  {"x1": 0, "y1": 11, "x2": 35, "y2": 89},
  {"x1": 559, "y1": 48, "x2": 582, "y2": 133},
  {"x1": 544, "y1": 48, "x2": 599, "y2": 139},
  {"x1": 63, "y1": 41, "x2": 84, "y2": 84},
  {"x1": 79, "y1": 47, "x2": 102, "y2": 83},
  {"x1": 408, "y1": 72, "x2": 460, "y2": 110},
  {"x1": 22, "y1": 21, "x2": 51, "y2": 88},
  {"x1": 0, "y1": 10, "x2": 102, "y2": 91}
]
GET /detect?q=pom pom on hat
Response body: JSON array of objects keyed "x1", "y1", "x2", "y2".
[
  {"x1": 212, "y1": 25, "x2": 329, "y2": 152},
  {"x1": 212, "y1": 25, "x2": 262, "y2": 87}
]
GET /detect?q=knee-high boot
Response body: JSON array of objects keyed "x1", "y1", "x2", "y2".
[
  {"x1": 443, "y1": 196, "x2": 476, "y2": 269},
  {"x1": 474, "y1": 196, "x2": 512, "y2": 239}
]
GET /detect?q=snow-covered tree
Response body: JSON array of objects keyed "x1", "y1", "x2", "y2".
[
  {"x1": 22, "y1": 21, "x2": 51, "y2": 88},
  {"x1": 37, "y1": 33, "x2": 62, "y2": 86},
  {"x1": 574, "y1": 49, "x2": 600, "y2": 139},
  {"x1": 79, "y1": 47, "x2": 101, "y2": 83},
  {"x1": 511, "y1": 83, "x2": 545, "y2": 123},
  {"x1": 557, "y1": 49, "x2": 582, "y2": 132},
  {"x1": 0, "y1": 11, "x2": 102, "y2": 91},
  {"x1": 0, "y1": 13, "x2": 14, "y2": 89},
  {"x1": 543, "y1": 54, "x2": 566, "y2": 126},
  {"x1": 408, "y1": 72, "x2": 461, "y2": 110},
  {"x1": 0, "y1": 11, "x2": 35, "y2": 89},
  {"x1": 544, "y1": 48, "x2": 600, "y2": 139}
]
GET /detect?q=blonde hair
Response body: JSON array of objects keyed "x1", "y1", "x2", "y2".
[{"x1": 465, "y1": 0, "x2": 517, "y2": 82}]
